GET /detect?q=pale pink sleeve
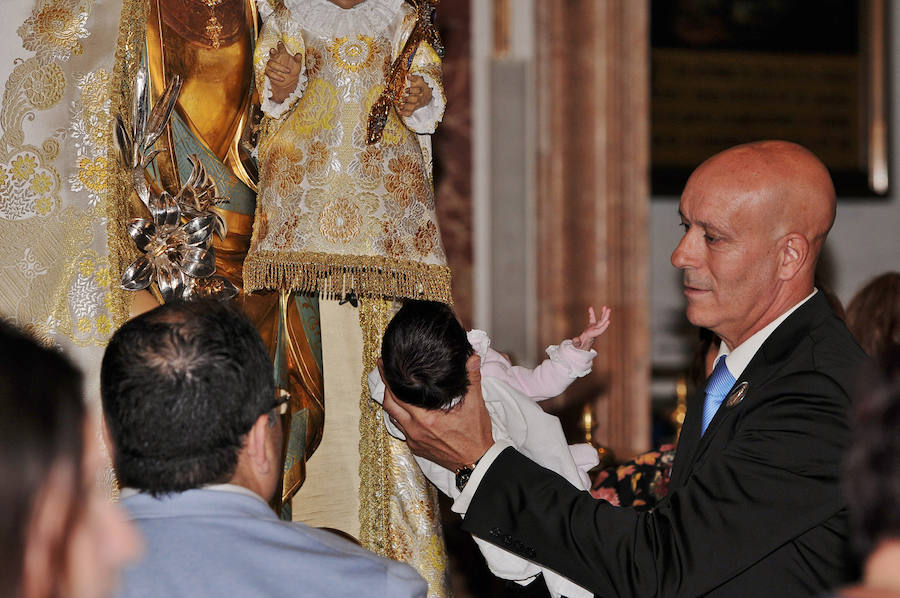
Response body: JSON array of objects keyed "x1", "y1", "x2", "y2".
[{"x1": 481, "y1": 340, "x2": 596, "y2": 401}]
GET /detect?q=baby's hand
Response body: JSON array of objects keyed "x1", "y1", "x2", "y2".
[
  {"x1": 266, "y1": 42, "x2": 303, "y2": 103},
  {"x1": 571, "y1": 306, "x2": 611, "y2": 350},
  {"x1": 399, "y1": 75, "x2": 432, "y2": 117}
]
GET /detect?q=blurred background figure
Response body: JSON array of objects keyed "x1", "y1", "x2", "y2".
[
  {"x1": 846, "y1": 272, "x2": 900, "y2": 359},
  {"x1": 833, "y1": 347, "x2": 900, "y2": 597},
  {"x1": 0, "y1": 320, "x2": 140, "y2": 598}
]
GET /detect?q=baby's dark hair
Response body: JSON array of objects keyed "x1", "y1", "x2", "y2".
[{"x1": 381, "y1": 300, "x2": 474, "y2": 410}]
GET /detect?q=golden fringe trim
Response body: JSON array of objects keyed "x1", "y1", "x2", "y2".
[
  {"x1": 358, "y1": 298, "x2": 451, "y2": 597},
  {"x1": 105, "y1": 0, "x2": 150, "y2": 331},
  {"x1": 244, "y1": 250, "x2": 453, "y2": 304}
]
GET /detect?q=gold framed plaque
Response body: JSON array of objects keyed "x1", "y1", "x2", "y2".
[{"x1": 651, "y1": 0, "x2": 888, "y2": 196}]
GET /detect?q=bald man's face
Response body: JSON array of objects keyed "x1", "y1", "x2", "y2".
[{"x1": 671, "y1": 160, "x2": 783, "y2": 349}]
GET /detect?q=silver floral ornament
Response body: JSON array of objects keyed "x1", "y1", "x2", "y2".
[
  {"x1": 175, "y1": 155, "x2": 228, "y2": 241},
  {"x1": 120, "y1": 192, "x2": 223, "y2": 302},
  {"x1": 115, "y1": 67, "x2": 238, "y2": 302}
]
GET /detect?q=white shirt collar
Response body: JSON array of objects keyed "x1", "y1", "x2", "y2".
[{"x1": 716, "y1": 289, "x2": 818, "y2": 380}]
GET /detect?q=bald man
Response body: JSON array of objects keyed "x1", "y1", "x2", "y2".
[{"x1": 382, "y1": 141, "x2": 867, "y2": 596}]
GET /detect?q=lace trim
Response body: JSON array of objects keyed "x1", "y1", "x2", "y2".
[
  {"x1": 545, "y1": 339, "x2": 596, "y2": 378},
  {"x1": 260, "y1": 71, "x2": 307, "y2": 118},
  {"x1": 283, "y1": 0, "x2": 405, "y2": 38}
]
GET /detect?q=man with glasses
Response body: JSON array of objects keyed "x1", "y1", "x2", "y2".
[{"x1": 101, "y1": 300, "x2": 426, "y2": 598}]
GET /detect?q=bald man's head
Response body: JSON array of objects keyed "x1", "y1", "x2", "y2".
[
  {"x1": 701, "y1": 140, "x2": 835, "y2": 249},
  {"x1": 671, "y1": 141, "x2": 837, "y2": 348}
]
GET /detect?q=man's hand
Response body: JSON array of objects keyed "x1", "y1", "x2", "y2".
[
  {"x1": 398, "y1": 75, "x2": 432, "y2": 117},
  {"x1": 265, "y1": 42, "x2": 303, "y2": 104},
  {"x1": 380, "y1": 354, "x2": 493, "y2": 471}
]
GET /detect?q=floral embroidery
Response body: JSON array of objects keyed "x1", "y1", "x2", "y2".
[
  {"x1": 70, "y1": 70, "x2": 111, "y2": 148},
  {"x1": 94, "y1": 266, "x2": 110, "y2": 288},
  {"x1": 0, "y1": 150, "x2": 60, "y2": 221},
  {"x1": 23, "y1": 63, "x2": 66, "y2": 109},
  {"x1": 385, "y1": 154, "x2": 426, "y2": 209},
  {"x1": 35, "y1": 196, "x2": 54, "y2": 215},
  {"x1": 272, "y1": 213, "x2": 301, "y2": 250},
  {"x1": 264, "y1": 145, "x2": 305, "y2": 198},
  {"x1": 247, "y1": 3, "x2": 448, "y2": 300},
  {"x1": 289, "y1": 78, "x2": 340, "y2": 140},
  {"x1": 12, "y1": 155, "x2": 38, "y2": 180},
  {"x1": 310, "y1": 183, "x2": 378, "y2": 247},
  {"x1": 76, "y1": 316, "x2": 91, "y2": 334},
  {"x1": 65, "y1": 250, "x2": 116, "y2": 344},
  {"x1": 95, "y1": 314, "x2": 111, "y2": 336},
  {"x1": 18, "y1": 0, "x2": 91, "y2": 63},
  {"x1": 78, "y1": 257, "x2": 94, "y2": 277},
  {"x1": 381, "y1": 221, "x2": 407, "y2": 259},
  {"x1": 413, "y1": 221, "x2": 437, "y2": 257},
  {"x1": 305, "y1": 46, "x2": 324, "y2": 78},
  {"x1": 327, "y1": 35, "x2": 377, "y2": 73},
  {"x1": 348, "y1": 144, "x2": 383, "y2": 189},
  {"x1": 30, "y1": 173, "x2": 53, "y2": 195},
  {"x1": 396, "y1": 199, "x2": 425, "y2": 230},
  {"x1": 74, "y1": 156, "x2": 108, "y2": 192},
  {"x1": 68, "y1": 69, "x2": 112, "y2": 208},
  {"x1": 302, "y1": 140, "x2": 324, "y2": 167},
  {"x1": 319, "y1": 197, "x2": 362, "y2": 244}
]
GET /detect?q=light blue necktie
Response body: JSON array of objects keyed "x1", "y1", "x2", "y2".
[{"x1": 701, "y1": 356, "x2": 735, "y2": 436}]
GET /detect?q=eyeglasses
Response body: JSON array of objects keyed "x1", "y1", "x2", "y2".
[{"x1": 271, "y1": 389, "x2": 290, "y2": 415}]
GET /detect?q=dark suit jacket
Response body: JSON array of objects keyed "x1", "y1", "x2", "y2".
[{"x1": 462, "y1": 292, "x2": 866, "y2": 597}]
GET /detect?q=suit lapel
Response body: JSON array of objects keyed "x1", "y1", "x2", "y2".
[
  {"x1": 669, "y1": 292, "x2": 835, "y2": 490},
  {"x1": 670, "y1": 386, "x2": 704, "y2": 489}
]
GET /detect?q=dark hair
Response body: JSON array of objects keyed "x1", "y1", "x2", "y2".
[
  {"x1": 100, "y1": 300, "x2": 275, "y2": 495},
  {"x1": 0, "y1": 320, "x2": 85, "y2": 597},
  {"x1": 381, "y1": 300, "x2": 473, "y2": 410},
  {"x1": 843, "y1": 347, "x2": 900, "y2": 556},
  {"x1": 846, "y1": 272, "x2": 900, "y2": 359}
]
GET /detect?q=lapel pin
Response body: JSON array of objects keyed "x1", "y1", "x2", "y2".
[{"x1": 725, "y1": 382, "x2": 749, "y2": 408}]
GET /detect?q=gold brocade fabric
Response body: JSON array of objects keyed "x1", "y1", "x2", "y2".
[
  {"x1": 359, "y1": 298, "x2": 450, "y2": 597},
  {"x1": 243, "y1": 0, "x2": 451, "y2": 304},
  {"x1": 0, "y1": 0, "x2": 141, "y2": 496},
  {"x1": 0, "y1": 0, "x2": 129, "y2": 349}
]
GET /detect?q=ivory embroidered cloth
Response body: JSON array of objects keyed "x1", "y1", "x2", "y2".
[{"x1": 244, "y1": 0, "x2": 450, "y2": 302}]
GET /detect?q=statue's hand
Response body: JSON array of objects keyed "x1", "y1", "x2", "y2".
[
  {"x1": 266, "y1": 42, "x2": 303, "y2": 104},
  {"x1": 399, "y1": 75, "x2": 433, "y2": 117}
]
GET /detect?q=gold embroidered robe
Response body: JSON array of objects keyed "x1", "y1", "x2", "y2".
[
  {"x1": 244, "y1": 1, "x2": 452, "y2": 595},
  {"x1": 244, "y1": 0, "x2": 450, "y2": 299}
]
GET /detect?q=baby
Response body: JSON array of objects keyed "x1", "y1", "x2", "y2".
[{"x1": 369, "y1": 299, "x2": 611, "y2": 598}]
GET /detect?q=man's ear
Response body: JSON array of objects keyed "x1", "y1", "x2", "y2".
[
  {"x1": 246, "y1": 414, "x2": 273, "y2": 475},
  {"x1": 778, "y1": 233, "x2": 809, "y2": 281}
]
